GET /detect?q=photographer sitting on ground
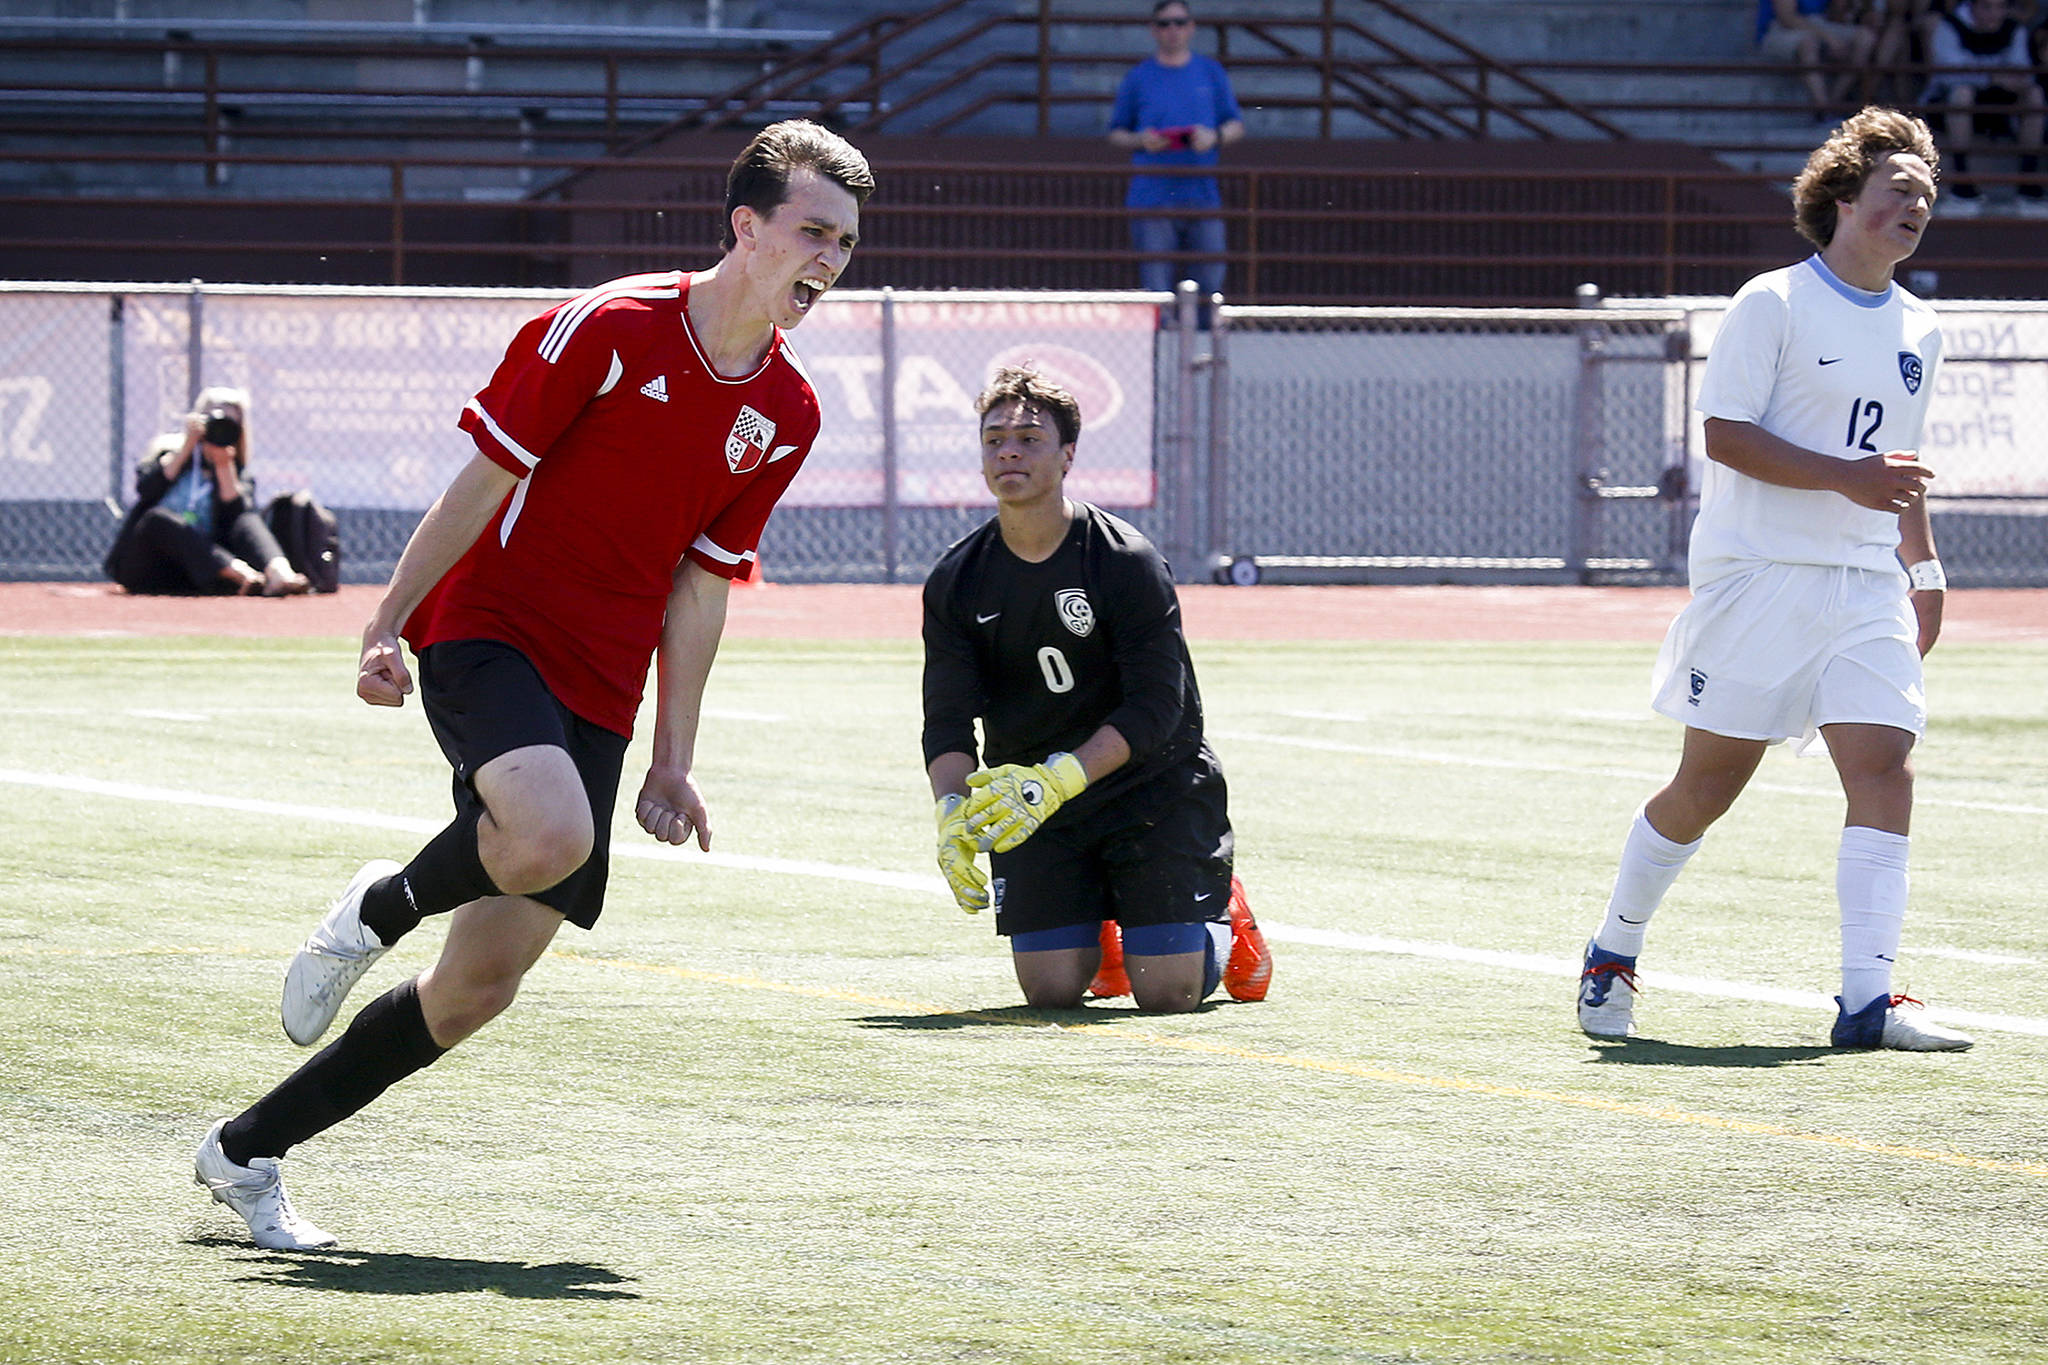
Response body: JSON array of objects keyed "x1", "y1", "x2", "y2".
[{"x1": 105, "y1": 387, "x2": 311, "y2": 597}]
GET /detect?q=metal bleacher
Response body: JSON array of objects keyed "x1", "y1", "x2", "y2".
[
  {"x1": 0, "y1": 4, "x2": 837, "y2": 198},
  {"x1": 0, "y1": 0, "x2": 2039, "y2": 300}
]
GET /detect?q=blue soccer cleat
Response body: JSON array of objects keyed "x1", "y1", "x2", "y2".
[
  {"x1": 1578, "y1": 940, "x2": 1640, "y2": 1038},
  {"x1": 1831, "y1": 994, "x2": 1973, "y2": 1051}
]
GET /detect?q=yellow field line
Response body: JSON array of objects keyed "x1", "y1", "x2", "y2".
[
  {"x1": 553, "y1": 949, "x2": 2048, "y2": 1182},
  {"x1": 7, "y1": 939, "x2": 2037, "y2": 1180}
]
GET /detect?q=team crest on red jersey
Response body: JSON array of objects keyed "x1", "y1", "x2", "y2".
[{"x1": 726, "y1": 406, "x2": 776, "y2": 474}]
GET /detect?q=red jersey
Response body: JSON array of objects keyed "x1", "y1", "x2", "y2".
[{"x1": 405, "y1": 271, "x2": 819, "y2": 736}]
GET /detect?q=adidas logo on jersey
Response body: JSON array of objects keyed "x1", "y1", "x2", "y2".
[{"x1": 640, "y1": 375, "x2": 669, "y2": 403}]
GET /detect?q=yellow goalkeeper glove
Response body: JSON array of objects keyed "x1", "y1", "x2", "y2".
[
  {"x1": 935, "y1": 793, "x2": 989, "y2": 913},
  {"x1": 963, "y1": 752, "x2": 1088, "y2": 853}
]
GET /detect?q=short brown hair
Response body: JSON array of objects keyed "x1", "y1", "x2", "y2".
[
  {"x1": 723, "y1": 119, "x2": 876, "y2": 251},
  {"x1": 975, "y1": 364, "x2": 1083, "y2": 447},
  {"x1": 1791, "y1": 107, "x2": 1939, "y2": 249}
]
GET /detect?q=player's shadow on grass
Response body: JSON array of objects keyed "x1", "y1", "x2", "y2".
[
  {"x1": 192, "y1": 1239, "x2": 640, "y2": 1298},
  {"x1": 1586, "y1": 1039, "x2": 1836, "y2": 1068},
  {"x1": 854, "y1": 1003, "x2": 1215, "y2": 1030}
]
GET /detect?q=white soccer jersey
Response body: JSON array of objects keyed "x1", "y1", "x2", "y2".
[{"x1": 1689, "y1": 255, "x2": 1943, "y2": 587}]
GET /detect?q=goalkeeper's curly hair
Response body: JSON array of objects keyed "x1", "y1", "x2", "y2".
[
  {"x1": 1792, "y1": 106, "x2": 1940, "y2": 250},
  {"x1": 975, "y1": 364, "x2": 1082, "y2": 447}
]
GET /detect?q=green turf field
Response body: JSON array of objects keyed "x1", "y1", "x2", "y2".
[{"x1": 2, "y1": 632, "x2": 2044, "y2": 1365}]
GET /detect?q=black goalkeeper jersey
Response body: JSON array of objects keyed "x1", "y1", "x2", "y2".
[{"x1": 921, "y1": 502, "x2": 1215, "y2": 825}]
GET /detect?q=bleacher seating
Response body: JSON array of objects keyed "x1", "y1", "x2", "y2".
[{"x1": 2, "y1": 0, "x2": 2038, "y2": 299}]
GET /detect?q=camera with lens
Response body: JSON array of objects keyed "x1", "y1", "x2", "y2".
[{"x1": 201, "y1": 408, "x2": 243, "y2": 447}]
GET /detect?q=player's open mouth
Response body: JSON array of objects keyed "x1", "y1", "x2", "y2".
[{"x1": 792, "y1": 277, "x2": 827, "y2": 313}]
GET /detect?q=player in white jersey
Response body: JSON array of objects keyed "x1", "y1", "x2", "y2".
[{"x1": 1577, "y1": 108, "x2": 1973, "y2": 1052}]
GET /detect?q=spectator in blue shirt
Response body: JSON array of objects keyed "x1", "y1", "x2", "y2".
[{"x1": 1107, "y1": 0, "x2": 1244, "y2": 303}]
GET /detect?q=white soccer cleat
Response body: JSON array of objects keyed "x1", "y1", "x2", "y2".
[
  {"x1": 193, "y1": 1119, "x2": 337, "y2": 1251},
  {"x1": 282, "y1": 859, "x2": 401, "y2": 1046},
  {"x1": 1577, "y1": 940, "x2": 1640, "y2": 1039},
  {"x1": 1832, "y1": 994, "x2": 1974, "y2": 1052}
]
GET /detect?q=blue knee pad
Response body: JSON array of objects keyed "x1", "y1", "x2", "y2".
[
  {"x1": 1123, "y1": 920, "x2": 1229, "y2": 999},
  {"x1": 1010, "y1": 921, "x2": 1101, "y2": 953}
]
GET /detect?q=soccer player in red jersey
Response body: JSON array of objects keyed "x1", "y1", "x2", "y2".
[{"x1": 194, "y1": 120, "x2": 873, "y2": 1251}]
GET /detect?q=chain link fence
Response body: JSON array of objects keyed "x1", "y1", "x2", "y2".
[
  {"x1": 1, "y1": 283, "x2": 2042, "y2": 588},
  {"x1": 0, "y1": 282, "x2": 1173, "y2": 584},
  {"x1": 1203, "y1": 297, "x2": 2048, "y2": 588},
  {"x1": 1199, "y1": 305, "x2": 1689, "y2": 584}
]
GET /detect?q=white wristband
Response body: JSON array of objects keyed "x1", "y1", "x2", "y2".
[{"x1": 1907, "y1": 560, "x2": 1946, "y2": 592}]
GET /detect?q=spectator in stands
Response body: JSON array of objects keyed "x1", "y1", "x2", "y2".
[
  {"x1": 104, "y1": 387, "x2": 311, "y2": 597},
  {"x1": 1107, "y1": 0, "x2": 1243, "y2": 307},
  {"x1": 2035, "y1": 8, "x2": 2048, "y2": 134},
  {"x1": 1922, "y1": 0, "x2": 2047, "y2": 210},
  {"x1": 1760, "y1": 0, "x2": 1878, "y2": 118},
  {"x1": 1842, "y1": 0, "x2": 1932, "y2": 104}
]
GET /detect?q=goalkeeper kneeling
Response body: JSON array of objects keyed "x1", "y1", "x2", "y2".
[{"x1": 919, "y1": 363, "x2": 1270, "y2": 1012}]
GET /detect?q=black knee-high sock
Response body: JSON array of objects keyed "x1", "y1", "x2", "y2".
[
  {"x1": 221, "y1": 979, "x2": 447, "y2": 1164},
  {"x1": 358, "y1": 804, "x2": 499, "y2": 945}
]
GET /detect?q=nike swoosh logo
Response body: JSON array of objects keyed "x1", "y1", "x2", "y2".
[
  {"x1": 1818, "y1": 357, "x2": 1843, "y2": 366},
  {"x1": 1193, "y1": 892, "x2": 1213, "y2": 902},
  {"x1": 767, "y1": 444, "x2": 801, "y2": 463},
  {"x1": 976, "y1": 612, "x2": 1000, "y2": 624},
  {"x1": 1618, "y1": 915, "x2": 1646, "y2": 925}
]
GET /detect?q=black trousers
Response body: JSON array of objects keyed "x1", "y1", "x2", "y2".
[{"x1": 107, "y1": 507, "x2": 287, "y2": 595}]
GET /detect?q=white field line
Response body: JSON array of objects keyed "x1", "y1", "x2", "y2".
[
  {"x1": 0, "y1": 704, "x2": 788, "y2": 723},
  {"x1": 5, "y1": 766, "x2": 2044, "y2": 1037},
  {"x1": 1215, "y1": 728, "x2": 2048, "y2": 817},
  {"x1": 1270, "y1": 924, "x2": 2048, "y2": 1039},
  {"x1": 0, "y1": 768, "x2": 928, "y2": 893}
]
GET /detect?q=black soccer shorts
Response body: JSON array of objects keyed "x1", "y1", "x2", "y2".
[
  {"x1": 417, "y1": 638, "x2": 628, "y2": 931},
  {"x1": 989, "y1": 758, "x2": 1234, "y2": 939}
]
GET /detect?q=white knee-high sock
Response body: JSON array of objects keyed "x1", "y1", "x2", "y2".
[
  {"x1": 1593, "y1": 808, "x2": 1701, "y2": 958},
  {"x1": 1839, "y1": 825, "x2": 1910, "y2": 1013}
]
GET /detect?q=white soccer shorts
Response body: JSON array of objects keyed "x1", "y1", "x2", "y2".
[{"x1": 1650, "y1": 562, "x2": 1924, "y2": 748}]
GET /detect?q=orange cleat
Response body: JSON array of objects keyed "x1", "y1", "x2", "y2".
[
  {"x1": 1087, "y1": 919, "x2": 1130, "y2": 998},
  {"x1": 1223, "y1": 876, "x2": 1272, "y2": 1002}
]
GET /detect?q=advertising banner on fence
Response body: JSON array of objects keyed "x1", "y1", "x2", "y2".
[
  {"x1": 0, "y1": 292, "x2": 114, "y2": 502},
  {"x1": 122, "y1": 292, "x2": 542, "y2": 512},
  {"x1": 794, "y1": 296, "x2": 1157, "y2": 507},
  {"x1": 116, "y1": 290, "x2": 1159, "y2": 512}
]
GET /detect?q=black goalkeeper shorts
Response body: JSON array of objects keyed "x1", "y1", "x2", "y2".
[{"x1": 989, "y1": 757, "x2": 1233, "y2": 939}]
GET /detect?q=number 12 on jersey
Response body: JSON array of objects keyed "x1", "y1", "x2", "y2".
[{"x1": 1845, "y1": 398, "x2": 1884, "y2": 452}]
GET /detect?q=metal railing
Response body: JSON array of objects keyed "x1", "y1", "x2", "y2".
[
  {"x1": 1, "y1": 15, "x2": 2040, "y2": 168},
  {"x1": 3, "y1": 147, "x2": 2039, "y2": 306},
  {"x1": 629, "y1": 0, "x2": 1620, "y2": 142}
]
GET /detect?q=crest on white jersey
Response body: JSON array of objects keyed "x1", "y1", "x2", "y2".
[
  {"x1": 1898, "y1": 352, "x2": 1922, "y2": 395},
  {"x1": 726, "y1": 406, "x2": 776, "y2": 473},
  {"x1": 1055, "y1": 588, "x2": 1094, "y2": 638}
]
